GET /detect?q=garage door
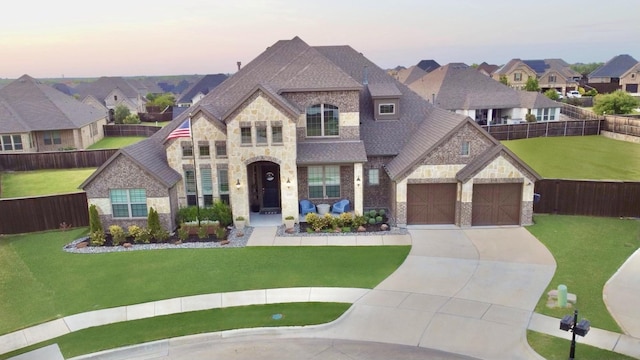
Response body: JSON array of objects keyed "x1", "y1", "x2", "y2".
[
  {"x1": 472, "y1": 183, "x2": 522, "y2": 226},
  {"x1": 407, "y1": 184, "x2": 457, "y2": 225}
]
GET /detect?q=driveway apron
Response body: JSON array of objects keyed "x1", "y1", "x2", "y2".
[{"x1": 312, "y1": 227, "x2": 556, "y2": 360}]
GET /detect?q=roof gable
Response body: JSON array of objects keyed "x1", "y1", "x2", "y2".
[{"x1": 589, "y1": 54, "x2": 639, "y2": 78}]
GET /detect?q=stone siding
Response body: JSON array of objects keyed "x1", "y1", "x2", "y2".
[
  {"x1": 282, "y1": 91, "x2": 360, "y2": 113},
  {"x1": 85, "y1": 155, "x2": 168, "y2": 198},
  {"x1": 422, "y1": 123, "x2": 494, "y2": 166}
]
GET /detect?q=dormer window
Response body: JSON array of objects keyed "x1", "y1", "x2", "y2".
[
  {"x1": 379, "y1": 104, "x2": 395, "y2": 115},
  {"x1": 306, "y1": 104, "x2": 339, "y2": 137}
]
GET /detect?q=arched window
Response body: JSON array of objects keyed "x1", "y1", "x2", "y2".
[{"x1": 306, "y1": 103, "x2": 339, "y2": 137}]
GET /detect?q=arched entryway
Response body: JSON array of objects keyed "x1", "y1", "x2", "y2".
[{"x1": 247, "y1": 161, "x2": 281, "y2": 214}]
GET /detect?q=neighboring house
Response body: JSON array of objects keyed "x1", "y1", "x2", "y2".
[
  {"x1": 492, "y1": 58, "x2": 581, "y2": 94},
  {"x1": 416, "y1": 59, "x2": 441, "y2": 73},
  {"x1": 0, "y1": 75, "x2": 108, "y2": 152},
  {"x1": 394, "y1": 66, "x2": 428, "y2": 87},
  {"x1": 80, "y1": 37, "x2": 540, "y2": 233},
  {"x1": 74, "y1": 76, "x2": 150, "y2": 115},
  {"x1": 176, "y1": 74, "x2": 228, "y2": 107},
  {"x1": 588, "y1": 54, "x2": 639, "y2": 94},
  {"x1": 403, "y1": 63, "x2": 560, "y2": 125},
  {"x1": 476, "y1": 62, "x2": 499, "y2": 77}
]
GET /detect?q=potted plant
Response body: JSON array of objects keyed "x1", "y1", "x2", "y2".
[
  {"x1": 235, "y1": 216, "x2": 246, "y2": 231},
  {"x1": 284, "y1": 215, "x2": 295, "y2": 229}
]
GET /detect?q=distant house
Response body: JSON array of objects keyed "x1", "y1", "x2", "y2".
[
  {"x1": 403, "y1": 63, "x2": 560, "y2": 125},
  {"x1": 588, "y1": 54, "x2": 640, "y2": 94},
  {"x1": 80, "y1": 37, "x2": 540, "y2": 233},
  {"x1": 476, "y1": 62, "x2": 499, "y2": 77},
  {"x1": 416, "y1": 59, "x2": 441, "y2": 73},
  {"x1": 492, "y1": 58, "x2": 581, "y2": 94},
  {"x1": 0, "y1": 75, "x2": 108, "y2": 152},
  {"x1": 176, "y1": 74, "x2": 228, "y2": 107},
  {"x1": 74, "y1": 77, "x2": 151, "y2": 116}
]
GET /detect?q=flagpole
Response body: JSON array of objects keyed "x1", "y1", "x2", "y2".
[{"x1": 189, "y1": 114, "x2": 201, "y2": 227}]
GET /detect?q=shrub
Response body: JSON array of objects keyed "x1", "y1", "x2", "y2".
[
  {"x1": 369, "y1": 209, "x2": 377, "y2": 217},
  {"x1": 89, "y1": 230, "x2": 106, "y2": 246},
  {"x1": 128, "y1": 225, "x2": 151, "y2": 244},
  {"x1": 177, "y1": 226, "x2": 189, "y2": 241},
  {"x1": 211, "y1": 200, "x2": 233, "y2": 227},
  {"x1": 525, "y1": 113, "x2": 537, "y2": 122},
  {"x1": 285, "y1": 215, "x2": 295, "y2": 220},
  {"x1": 378, "y1": 209, "x2": 385, "y2": 216},
  {"x1": 352, "y1": 214, "x2": 367, "y2": 227},
  {"x1": 89, "y1": 204, "x2": 103, "y2": 233},
  {"x1": 324, "y1": 213, "x2": 337, "y2": 229},
  {"x1": 123, "y1": 113, "x2": 141, "y2": 124},
  {"x1": 368, "y1": 218, "x2": 376, "y2": 225},
  {"x1": 375, "y1": 215, "x2": 383, "y2": 223},
  {"x1": 215, "y1": 226, "x2": 227, "y2": 240},
  {"x1": 339, "y1": 212, "x2": 353, "y2": 227},
  {"x1": 197, "y1": 226, "x2": 208, "y2": 239},
  {"x1": 147, "y1": 207, "x2": 162, "y2": 237},
  {"x1": 109, "y1": 225, "x2": 126, "y2": 246}
]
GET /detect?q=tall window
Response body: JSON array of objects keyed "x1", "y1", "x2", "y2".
[
  {"x1": 241, "y1": 126, "x2": 252, "y2": 144},
  {"x1": 308, "y1": 165, "x2": 340, "y2": 199},
  {"x1": 536, "y1": 108, "x2": 555, "y2": 121},
  {"x1": 368, "y1": 169, "x2": 379, "y2": 185},
  {"x1": 256, "y1": 124, "x2": 267, "y2": 144},
  {"x1": 1, "y1": 135, "x2": 23, "y2": 151},
  {"x1": 514, "y1": 73, "x2": 522, "y2": 82},
  {"x1": 218, "y1": 168, "x2": 230, "y2": 204},
  {"x1": 548, "y1": 75, "x2": 556, "y2": 83},
  {"x1": 184, "y1": 169, "x2": 197, "y2": 206},
  {"x1": 110, "y1": 189, "x2": 147, "y2": 218},
  {"x1": 271, "y1": 124, "x2": 283, "y2": 143},
  {"x1": 460, "y1": 141, "x2": 470, "y2": 156},
  {"x1": 215, "y1": 141, "x2": 227, "y2": 158},
  {"x1": 201, "y1": 168, "x2": 213, "y2": 206},
  {"x1": 43, "y1": 131, "x2": 61, "y2": 145},
  {"x1": 306, "y1": 104, "x2": 339, "y2": 137}
]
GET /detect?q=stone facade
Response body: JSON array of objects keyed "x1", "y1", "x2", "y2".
[{"x1": 422, "y1": 123, "x2": 494, "y2": 166}]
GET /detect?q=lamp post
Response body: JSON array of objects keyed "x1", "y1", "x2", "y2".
[{"x1": 559, "y1": 309, "x2": 590, "y2": 360}]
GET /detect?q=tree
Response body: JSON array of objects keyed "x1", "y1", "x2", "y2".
[
  {"x1": 123, "y1": 113, "x2": 141, "y2": 124},
  {"x1": 89, "y1": 204, "x2": 103, "y2": 233},
  {"x1": 114, "y1": 105, "x2": 131, "y2": 124},
  {"x1": 570, "y1": 62, "x2": 603, "y2": 76},
  {"x1": 499, "y1": 75, "x2": 509, "y2": 86},
  {"x1": 544, "y1": 89, "x2": 560, "y2": 100},
  {"x1": 146, "y1": 93, "x2": 175, "y2": 109},
  {"x1": 524, "y1": 77, "x2": 540, "y2": 91},
  {"x1": 593, "y1": 90, "x2": 640, "y2": 115}
]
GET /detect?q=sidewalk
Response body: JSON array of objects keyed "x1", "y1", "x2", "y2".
[{"x1": 5, "y1": 227, "x2": 640, "y2": 360}]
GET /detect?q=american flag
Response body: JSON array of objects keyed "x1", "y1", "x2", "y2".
[{"x1": 166, "y1": 119, "x2": 191, "y2": 140}]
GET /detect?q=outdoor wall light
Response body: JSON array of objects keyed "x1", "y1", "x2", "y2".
[
  {"x1": 236, "y1": 179, "x2": 241, "y2": 189},
  {"x1": 286, "y1": 178, "x2": 291, "y2": 188},
  {"x1": 356, "y1": 176, "x2": 361, "y2": 186}
]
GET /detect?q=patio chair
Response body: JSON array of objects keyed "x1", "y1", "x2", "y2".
[
  {"x1": 331, "y1": 199, "x2": 350, "y2": 214},
  {"x1": 299, "y1": 199, "x2": 316, "y2": 216}
]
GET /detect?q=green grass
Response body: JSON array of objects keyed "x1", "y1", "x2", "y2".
[
  {"x1": 527, "y1": 330, "x2": 637, "y2": 360},
  {"x1": 87, "y1": 136, "x2": 146, "y2": 149},
  {"x1": 0, "y1": 228, "x2": 410, "y2": 335},
  {"x1": 140, "y1": 121, "x2": 170, "y2": 127},
  {"x1": 526, "y1": 215, "x2": 640, "y2": 332},
  {"x1": 503, "y1": 135, "x2": 640, "y2": 180},
  {"x1": 0, "y1": 303, "x2": 349, "y2": 359},
  {"x1": 0, "y1": 168, "x2": 96, "y2": 197}
]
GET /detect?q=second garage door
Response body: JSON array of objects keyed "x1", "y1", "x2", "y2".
[
  {"x1": 407, "y1": 183, "x2": 457, "y2": 225},
  {"x1": 472, "y1": 183, "x2": 522, "y2": 226}
]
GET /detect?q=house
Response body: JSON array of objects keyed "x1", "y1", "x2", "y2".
[
  {"x1": 403, "y1": 63, "x2": 561, "y2": 125},
  {"x1": 492, "y1": 58, "x2": 581, "y2": 94},
  {"x1": 0, "y1": 75, "x2": 108, "y2": 152},
  {"x1": 416, "y1": 59, "x2": 441, "y2": 73},
  {"x1": 176, "y1": 74, "x2": 228, "y2": 107},
  {"x1": 588, "y1": 54, "x2": 639, "y2": 94},
  {"x1": 476, "y1": 62, "x2": 499, "y2": 77},
  {"x1": 80, "y1": 37, "x2": 540, "y2": 232},
  {"x1": 74, "y1": 76, "x2": 151, "y2": 116}
]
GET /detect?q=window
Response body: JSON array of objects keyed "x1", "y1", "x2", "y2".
[
  {"x1": 368, "y1": 169, "x2": 379, "y2": 185},
  {"x1": 110, "y1": 189, "x2": 147, "y2": 218},
  {"x1": 215, "y1": 141, "x2": 227, "y2": 158},
  {"x1": 184, "y1": 169, "x2": 197, "y2": 206},
  {"x1": 460, "y1": 141, "x2": 470, "y2": 156},
  {"x1": 271, "y1": 125, "x2": 283, "y2": 143},
  {"x1": 90, "y1": 123, "x2": 98, "y2": 137},
  {"x1": 256, "y1": 124, "x2": 267, "y2": 144},
  {"x1": 199, "y1": 143, "x2": 210, "y2": 157},
  {"x1": 114, "y1": 95, "x2": 118, "y2": 101},
  {"x1": 1, "y1": 135, "x2": 22, "y2": 151},
  {"x1": 241, "y1": 126, "x2": 252, "y2": 144},
  {"x1": 43, "y1": 131, "x2": 61, "y2": 145},
  {"x1": 306, "y1": 104, "x2": 339, "y2": 137},
  {"x1": 201, "y1": 168, "x2": 213, "y2": 206},
  {"x1": 548, "y1": 75, "x2": 557, "y2": 83},
  {"x1": 379, "y1": 104, "x2": 395, "y2": 115},
  {"x1": 308, "y1": 165, "x2": 340, "y2": 199},
  {"x1": 514, "y1": 73, "x2": 522, "y2": 81},
  {"x1": 181, "y1": 143, "x2": 193, "y2": 157},
  {"x1": 536, "y1": 108, "x2": 555, "y2": 121},
  {"x1": 218, "y1": 168, "x2": 229, "y2": 204}
]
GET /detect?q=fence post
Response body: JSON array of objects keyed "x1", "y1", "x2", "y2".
[
  {"x1": 564, "y1": 121, "x2": 568, "y2": 136},
  {"x1": 546, "y1": 122, "x2": 549, "y2": 137},
  {"x1": 526, "y1": 123, "x2": 530, "y2": 139},
  {"x1": 582, "y1": 120, "x2": 585, "y2": 136}
]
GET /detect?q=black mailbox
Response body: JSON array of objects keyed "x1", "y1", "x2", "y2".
[
  {"x1": 560, "y1": 314, "x2": 574, "y2": 331},
  {"x1": 575, "y1": 319, "x2": 591, "y2": 337}
]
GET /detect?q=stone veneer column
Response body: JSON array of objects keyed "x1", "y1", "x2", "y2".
[{"x1": 353, "y1": 163, "x2": 363, "y2": 214}]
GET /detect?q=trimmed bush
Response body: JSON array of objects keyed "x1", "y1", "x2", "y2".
[
  {"x1": 109, "y1": 225, "x2": 126, "y2": 246},
  {"x1": 89, "y1": 204, "x2": 103, "y2": 233},
  {"x1": 89, "y1": 230, "x2": 105, "y2": 246}
]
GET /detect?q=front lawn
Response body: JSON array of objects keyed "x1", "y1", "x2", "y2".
[
  {"x1": 87, "y1": 136, "x2": 146, "y2": 149},
  {"x1": 526, "y1": 215, "x2": 640, "y2": 332},
  {"x1": 527, "y1": 330, "x2": 637, "y2": 360},
  {"x1": 0, "y1": 228, "x2": 410, "y2": 335},
  {"x1": 503, "y1": 135, "x2": 640, "y2": 180},
  {"x1": 0, "y1": 168, "x2": 96, "y2": 198}
]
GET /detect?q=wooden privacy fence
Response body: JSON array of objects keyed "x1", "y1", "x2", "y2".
[
  {"x1": 0, "y1": 149, "x2": 117, "y2": 171},
  {"x1": 602, "y1": 115, "x2": 640, "y2": 137},
  {"x1": 103, "y1": 124, "x2": 161, "y2": 137},
  {"x1": 482, "y1": 119, "x2": 603, "y2": 141},
  {"x1": 0, "y1": 192, "x2": 89, "y2": 234},
  {"x1": 534, "y1": 179, "x2": 640, "y2": 217}
]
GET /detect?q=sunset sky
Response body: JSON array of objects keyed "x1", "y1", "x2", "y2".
[{"x1": 1, "y1": 0, "x2": 638, "y2": 79}]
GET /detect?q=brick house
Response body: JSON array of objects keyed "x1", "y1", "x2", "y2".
[
  {"x1": 80, "y1": 37, "x2": 540, "y2": 231},
  {"x1": 492, "y1": 58, "x2": 581, "y2": 94},
  {"x1": 0, "y1": 75, "x2": 108, "y2": 152}
]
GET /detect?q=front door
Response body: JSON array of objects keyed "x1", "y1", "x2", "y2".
[{"x1": 262, "y1": 165, "x2": 280, "y2": 208}]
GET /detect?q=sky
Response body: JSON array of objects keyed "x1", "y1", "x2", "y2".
[{"x1": 1, "y1": 0, "x2": 639, "y2": 79}]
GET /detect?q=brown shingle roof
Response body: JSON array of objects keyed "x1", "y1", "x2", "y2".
[{"x1": 297, "y1": 141, "x2": 368, "y2": 164}]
